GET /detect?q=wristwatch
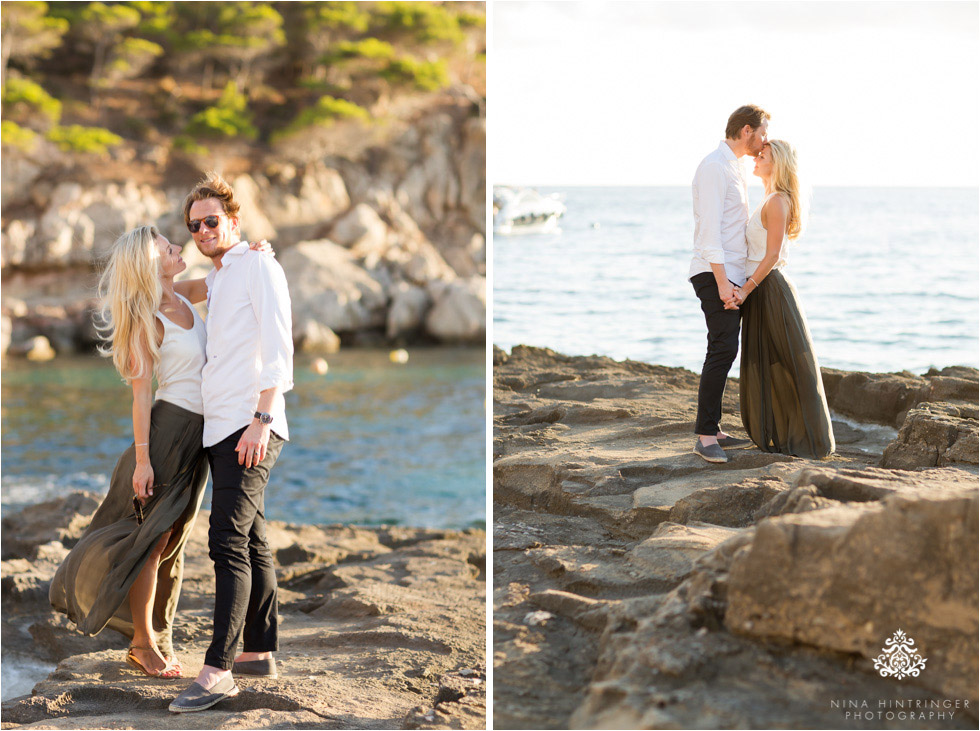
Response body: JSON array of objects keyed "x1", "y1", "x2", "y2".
[{"x1": 254, "y1": 411, "x2": 273, "y2": 425}]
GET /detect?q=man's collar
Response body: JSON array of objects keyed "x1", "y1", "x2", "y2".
[
  {"x1": 718, "y1": 140, "x2": 738, "y2": 161},
  {"x1": 217, "y1": 241, "x2": 249, "y2": 269}
]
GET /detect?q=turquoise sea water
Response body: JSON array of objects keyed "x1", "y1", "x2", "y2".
[
  {"x1": 0, "y1": 348, "x2": 486, "y2": 529},
  {"x1": 494, "y1": 186, "x2": 979, "y2": 374}
]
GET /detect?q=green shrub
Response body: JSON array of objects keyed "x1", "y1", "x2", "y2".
[
  {"x1": 105, "y1": 37, "x2": 165, "y2": 82},
  {"x1": 306, "y1": 2, "x2": 370, "y2": 34},
  {"x1": 79, "y1": 1, "x2": 141, "y2": 32},
  {"x1": 46, "y1": 124, "x2": 123, "y2": 154},
  {"x1": 272, "y1": 95, "x2": 369, "y2": 142},
  {"x1": 297, "y1": 78, "x2": 351, "y2": 95},
  {"x1": 184, "y1": 82, "x2": 257, "y2": 140},
  {"x1": 382, "y1": 56, "x2": 449, "y2": 91},
  {"x1": 458, "y1": 11, "x2": 486, "y2": 28},
  {"x1": 172, "y1": 134, "x2": 209, "y2": 156},
  {"x1": 373, "y1": 2, "x2": 465, "y2": 44},
  {"x1": 331, "y1": 38, "x2": 396, "y2": 62},
  {"x1": 1, "y1": 77, "x2": 62, "y2": 124},
  {"x1": 127, "y1": 0, "x2": 175, "y2": 37},
  {"x1": 1, "y1": 120, "x2": 38, "y2": 151}
]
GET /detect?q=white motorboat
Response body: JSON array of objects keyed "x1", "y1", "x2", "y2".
[{"x1": 493, "y1": 186, "x2": 565, "y2": 235}]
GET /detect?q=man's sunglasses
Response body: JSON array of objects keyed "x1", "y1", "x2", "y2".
[
  {"x1": 133, "y1": 483, "x2": 167, "y2": 524},
  {"x1": 187, "y1": 213, "x2": 227, "y2": 233}
]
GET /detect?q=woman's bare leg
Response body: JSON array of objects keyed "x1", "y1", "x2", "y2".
[{"x1": 128, "y1": 530, "x2": 171, "y2": 674}]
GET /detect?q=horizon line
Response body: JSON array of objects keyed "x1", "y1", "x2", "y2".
[{"x1": 494, "y1": 183, "x2": 980, "y2": 190}]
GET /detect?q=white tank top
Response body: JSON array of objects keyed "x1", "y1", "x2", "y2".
[
  {"x1": 154, "y1": 293, "x2": 206, "y2": 415},
  {"x1": 746, "y1": 192, "x2": 789, "y2": 271}
]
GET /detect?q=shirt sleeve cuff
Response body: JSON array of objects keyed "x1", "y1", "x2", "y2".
[
  {"x1": 259, "y1": 368, "x2": 294, "y2": 394},
  {"x1": 702, "y1": 249, "x2": 727, "y2": 264}
]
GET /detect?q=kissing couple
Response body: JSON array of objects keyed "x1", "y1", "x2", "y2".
[
  {"x1": 689, "y1": 104, "x2": 835, "y2": 464},
  {"x1": 49, "y1": 172, "x2": 295, "y2": 712}
]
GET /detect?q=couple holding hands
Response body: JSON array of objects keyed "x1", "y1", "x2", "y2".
[
  {"x1": 690, "y1": 104, "x2": 835, "y2": 464},
  {"x1": 49, "y1": 173, "x2": 292, "y2": 713}
]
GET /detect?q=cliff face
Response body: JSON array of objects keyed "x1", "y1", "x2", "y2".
[
  {"x1": 1, "y1": 103, "x2": 486, "y2": 357},
  {"x1": 492, "y1": 346, "x2": 978, "y2": 729},
  {"x1": 1, "y1": 495, "x2": 486, "y2": 729}
]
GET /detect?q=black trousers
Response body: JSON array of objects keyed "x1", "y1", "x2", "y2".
[
  {"x1": 691, "y1": 271, "x2": 742, "y2": 436},
  {"x1": 204, "y1": 427, "x2": 284, "y2": 670}
]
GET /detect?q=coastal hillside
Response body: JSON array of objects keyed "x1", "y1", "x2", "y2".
[
  {"x1": 493, "y1": 346, "x2": 978, "y2": 729},
  {"x1": 1, "y1": 1, "x2": 486, "y2": 357}
]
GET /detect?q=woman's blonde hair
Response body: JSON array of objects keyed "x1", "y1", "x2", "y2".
[
  {"x1": 96, "y1": 225, "x2": 162, "y2": 382},
  {"x1": 766, "y1": 139, "x2": 808, "y2": 241}
]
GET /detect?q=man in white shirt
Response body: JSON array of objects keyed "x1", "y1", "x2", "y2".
[
  {"x1": 689, "y1": 105, "x2": 769, "y2": 464},
  {"x1": 171, "y1": 173, "x2": 293, "y2": 712}
]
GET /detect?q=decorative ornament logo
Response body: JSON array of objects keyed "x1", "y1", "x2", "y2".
[{"x1": 873, "y1": 629, "x2": 927, "y2": 680}]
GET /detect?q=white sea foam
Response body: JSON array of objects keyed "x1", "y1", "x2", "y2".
[
  {"x1": 1, "y1": 654, "x2": 56, "y2": 701},
  {"x1": 1, "y1": 473, "x2": 109, "y2": 510}
]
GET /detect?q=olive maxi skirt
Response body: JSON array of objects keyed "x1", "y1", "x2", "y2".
[
  {"x1": 739, "y1": 269, "x2": 835, "y2": 459},
  {"x1": 49, "y1": 400, "x2": 209, "y2": 658}
]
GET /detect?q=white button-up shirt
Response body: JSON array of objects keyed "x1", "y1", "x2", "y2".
[
  {"x1": 202, "y1": 241, "x2": 294, "y2": 447},
  {"x1": 688, "y1": 141, "x2": 750, "y2": 286}
]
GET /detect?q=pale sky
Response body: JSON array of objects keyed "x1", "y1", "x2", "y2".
[{"x1": 491, "y1": 1, "x2": 980, "y2": 186}]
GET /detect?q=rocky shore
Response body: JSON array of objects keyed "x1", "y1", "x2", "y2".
[
  {"x1": 493, "y1": 345, "x2": 978, "y2": 730},
  {"x1": 1, "y1": 102, "x2": 485, "y2": 359},
  {"x1": 1, "y1": 495, "x2": 486, "y2": 729}
]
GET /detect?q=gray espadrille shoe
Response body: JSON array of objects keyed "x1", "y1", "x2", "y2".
[
  {"x1": 168, "y1": 675, "x2": 239, "y2": 713},
  {"x1": 232, "y1": 657, "x2": 278, "y2": 678},
  {"x1": 716, "y1": 435, "x2": 752, "y2": 449},
  {"x1": 693, "y1": 440, "x2": 728, "y2": 463}
]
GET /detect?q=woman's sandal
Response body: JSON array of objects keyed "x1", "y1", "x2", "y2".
[{"x1": 126, "y1": 646, "x2": 181, "y2": 678}]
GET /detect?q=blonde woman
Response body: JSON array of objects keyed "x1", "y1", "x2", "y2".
[
  {"x1": 730, "y1": 140, "x2": 835, "y2": 458},
  {"x1": 50, "y1": 225, "x2": 270, "y2": 677}
]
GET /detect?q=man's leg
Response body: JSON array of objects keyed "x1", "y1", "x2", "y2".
[
  {"x1": 239, "y1": 433, "x2": 283, "y2": 659},
  {"x1": 204, "y1": 428, "x2": 283, "y2": 671},
  {"x1": 170, "y1": 431, "x2": 285, "y2": 711},
  {"x1": 691, "y1": 272, "x2": 741, "y2": 438}
]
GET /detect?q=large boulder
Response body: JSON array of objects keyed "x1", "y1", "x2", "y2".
[
  {"x1": 425, "y1": 276, "x2": 485, "y2": 344},
  {"x1": 230, "y1": 174, "x2": 278, "y2": 243},
  {"x1": 262, "y1": 164, "x2": 350, "y2": 244},
  {"x1": 1, "y1": 220, "x2": 36, "y2": 268},
  {"x1": 0, "y1": 152, "x2": 44, "y2": 208},
  {"x1": 822, "y1": 367, "x2": 979, "y2": 427},
  {"x1": 431, "y1": 214, "x2": 485, "y2": 278},
  {"x1": 394, "y1": 114, "x2": 460, "y2": 230},
  {"x1": 385, "y1": 236, "x2": 457, "y2": 287},
  {"x1": 278, "y1": 240, "x2": 388, "y2": 336},
  {"x1": 330, "y1": 203, "x2": 388, "y2": 254},
  {"x1": 386, "y1": 282, "x2": 430, "y2": 340},
  {"x1": 294, "y1": 320, "x2": 341, "y2": 354},
  {"x1": 881, "y1": 402, "x2": 979, "y2": 469},
  {"x1": 1, "y1": 492, "x2": 101, "y2": 561},
  {"x1": 5, "y1": 181, "x2": 171, "y2": 268},
  {"x1": 725, "y1": 487, "x2": 978, "y2": 702}
]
